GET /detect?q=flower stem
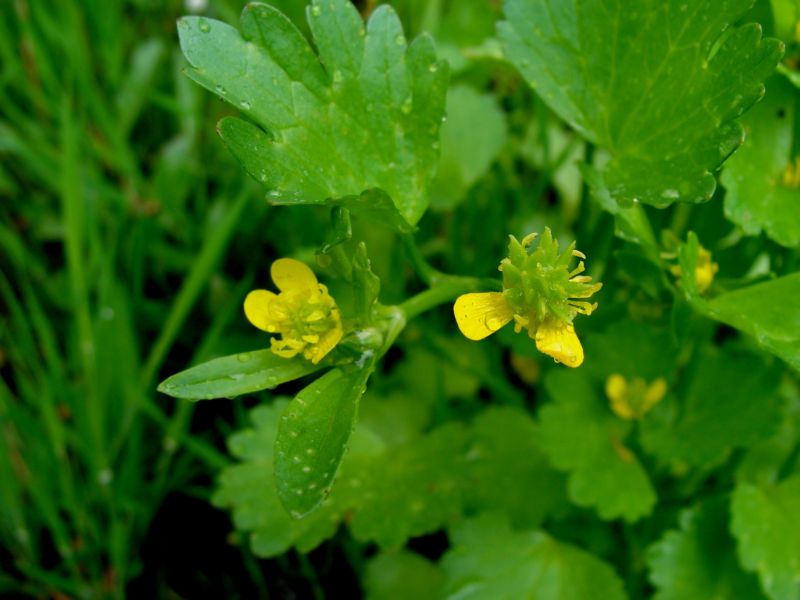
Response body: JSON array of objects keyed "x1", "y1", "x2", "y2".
[
  {"x1": 400, "y1": 276, "x2": 499, "y2": 320},
  {"x1": 401, "y1": 232, "x2": 441, "y2": 286}
]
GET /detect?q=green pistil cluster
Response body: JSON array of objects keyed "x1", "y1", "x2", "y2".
[{"x1": 499, "y1": 228, "x2": 601, "y2": 332}]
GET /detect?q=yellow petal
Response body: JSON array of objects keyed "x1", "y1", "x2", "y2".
[
  {"x1": 270, "y1": 258, "x2": 318, "y2": 292},
  {"x1": 453, "y1": 292, "x2": 514, "y2": 341},
  {"x1": 604, "y1": 373, "x2": 627, "y2": 403},
  {"x1": 535, "y1": 321, "x2": 584, "y2": 368},
  {"x1": 244, "y1": 290, "x2": 279, "y2": 332},
  {"x1": 642, "y1": 378, "x2": 668, "y2": 412},
  {"x1": 305, "y1": 325, "x2": 343, "y2": 364}
]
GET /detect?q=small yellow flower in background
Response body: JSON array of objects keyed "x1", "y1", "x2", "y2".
[
  {"x1": 605, "y1": 373, "x2": 667, "y2": 420},
  {"x1": 509, "y1": 353, "x2": 541, "y2": 386},
  {"x1": 782, "y1": 156, "x2": 800, "y2": 187},
  {"x1": 453, "y1": 228, "x2": 602, "y2": 368},
  {"x1": 669, "y1": 244, "x2": 718, "y2": 293},
  {"x1": 244, "y1": 258, "x2": 343, "y2": 364}
]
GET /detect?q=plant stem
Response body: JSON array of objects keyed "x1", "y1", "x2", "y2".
[
  {"x1": 400, "y1": 276, "x2": 499, "y2": 320},
  {"x1": 401, "y1": 232, "x2": 441, "y2": 286}
]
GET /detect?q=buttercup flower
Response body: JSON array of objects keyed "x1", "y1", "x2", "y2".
[
  {"x1": 454, "y1": 228, "x2": 602, "y2": 368},
  {"x1": 605, "y1": 374, "x2": 667, "y2": 420},
  {"x1": 244, "y1": 258, "x2": 343, "y2": 364},
  {"x1": 669, "y1": 243, "x2": 718, "y2": 293}
]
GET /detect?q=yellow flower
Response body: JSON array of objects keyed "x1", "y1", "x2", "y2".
[
  {"x1": 605, "y1": 373, "x2": 667, "y2": 420},
  {"x1": 453, "y1": 229, "x2": 601, "y2": 368},
  {"x1": 781, "y1": 156, "x2": 800, "y2": 187},
  {"x1": 669, "y1": 244, "x2": 718, "y2": 293},
  {"x1": 244, "y1": 258, "x2": 343, "y2": 364}
]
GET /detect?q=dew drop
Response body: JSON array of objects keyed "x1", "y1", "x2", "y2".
[
  {"x1": 332, "y1": 70, "x2": 343, "y2": 83},
  {"x1": 719, "y1": 137, "x2": 738, "y2": 157},
  {"x1": 310, "y1": 5, "x2": 321, "y2": 16},
  {"x1": 302, "y1": 466, "x2": 311, "y2": 473},
  {"x1": 214, "y1": 84, "x2": 227, "y2": 95},
  {"x1": 661, "y1": 189, "x2": 679, "y2": 200},
  {"x1": 484, "y1": 316, "x2": 505, "y2": 331},
  {"x1": 428, "y1": 63, "x2": 439, "y2": 73},
  {"x1": 239, "y1": 100, "x2": 252, "y2": 110},
  {"x1": 268, "y1": 190, "x2": 281, "y2": 198},
  {"x1": 400, "y1": 98, "x2": 412, "y2": 114},
  {"x1": 237, "y1": 352, "x2": 252, "y2": 362},
  {"x1": 198, "y1": 18, "x2": 210, "y2": 33},
  {"x1": 292, "y1": 455, "x2": 302, "y2": 463}
]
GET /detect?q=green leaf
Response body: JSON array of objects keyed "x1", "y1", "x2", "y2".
[
  {"x1": 464, "y1": 407, "x2": 565, "y2": 529},
  {"x1": 441, "y1": 514, "x2": 627, "y2": 600},
  {"x1": 178, "y1": 1, "x2": 448, "y2": 228},
  {"x1": 732, "y1": 475, "x2": 800, "y2": 600},
  {"x1": 364, "y1": 551, "x2": 445, "y2": 600},
  {"x1": 274, "y1": 365, "x2": 372, "y2": 517},
  {"x1": 704, "y1": 273, "x2": 800, "y2": 371},
  {"x1": 648, "y1": 496, "x2": 766, "y2": 600},
  {"x1": 641, "y1": 347, "x2": 783, "y2": 468},
  {"x1": 430, "y1": 85, "x2": 507, "y2": 209},
  {"x1": 212, "y1": 399, "x2": 383, "y2": 557},
  {"x1": 736, "y1": 396, "x2": 800, "y2": 486},
  {"x1": 348, "y1": 423, "x2": 468, "y2": 548},
  {"x1": 721, "y1": 75, "x2": 800, "y2": 247},
  {"x1": 157, "y1": 349, "x2": 322, "y2": 400},
  {"x1": 538, "y1": 369, "x2": 657, "y2": 522},
  {"x1": 584, "y1": 320, "x2": 677, "y2": 383},
  {"x1": 499, "y1": 0, "x2": 784, "y2": 207}
]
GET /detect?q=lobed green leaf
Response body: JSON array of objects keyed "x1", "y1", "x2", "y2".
[
  {"x1": 641, "y1": 347, "x2": 783, "y2": 468},
  {"x1": 706, "y1": 273, "x2": 800, "y2": 371},
  {"x1": 441, "y1": 514, "x2": 627, "y2": 600},
  {"x1": 721, "y1": 76, "x2": 800, "y2": 247},
  {"x1": 178, "y1": 0, "x2": 448, "y2": 228},
  {"x1": 647, "y1": 496, "x2": 766, "y2": 600},
  {"x1": 732, "y1": 475, "x2": 800, "y2": 600},
  {"x1": 499, "y1": 0, "x2": 784, "y2": 207},
  {"x1": 538, "y1": 369, "x2": 657, "y2": 522}
]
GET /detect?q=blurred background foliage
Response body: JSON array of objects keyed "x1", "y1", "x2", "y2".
[{"x1": 1, "y1": 0, "x2": 799, "y2": 598}]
